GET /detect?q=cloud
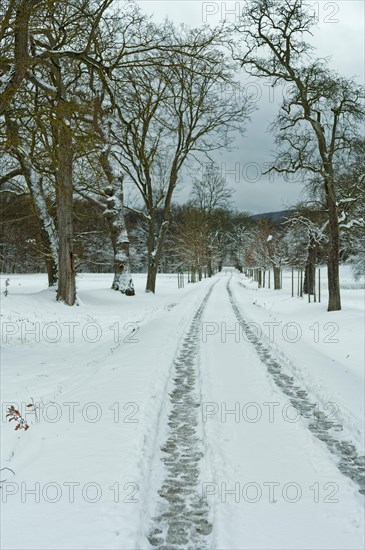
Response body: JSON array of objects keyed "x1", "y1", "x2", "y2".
[{"x1": 133, "y1": 0, "x2": 363, "y2": 213}]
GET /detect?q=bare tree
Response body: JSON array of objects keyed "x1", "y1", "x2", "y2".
[
  {"x1": 235, "y1": 0, "x2": 365, "y2": 310},
  {"x1": 1, "y1": 1, "x2": 169, "y2": 303},
  {"x1": 1, "y1": 0, "x2": 116, "y2": 304},
  {"x1": 190, "y1": 163, "x2": 234, "y2": 276},
  {"x1": 191, "y1": 163, "x2": 233, "y2": 213},
  {"x1": 173, "y1": 207, "x2": 210, "y2": 282},
  {"x1": 111, "y1": 31, "x2": 251, "y2": 292}
]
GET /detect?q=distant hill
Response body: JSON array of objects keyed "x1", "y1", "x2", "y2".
[{"x1": 250, "y1": 209, "x2": 293, "y2": 223}]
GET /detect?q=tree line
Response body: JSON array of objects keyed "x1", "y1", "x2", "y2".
[
  {"x1": 1, "y1": 0, "x2": 364, "y2": 311},
  {"x1": 2, "y1": 158, "x2": 363, "y2": 293}
]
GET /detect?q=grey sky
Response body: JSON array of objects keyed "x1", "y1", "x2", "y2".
[{"x1": 135, "y1": 1, "x2": 364, "y2": 214}]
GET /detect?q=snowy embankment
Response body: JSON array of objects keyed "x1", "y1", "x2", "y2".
[
  {"x1": 231, "y1": 265, "x2": 365, "y2": 453},
  {"x1": 0, "y1": 272, "x2": 214, "y2": 550}
]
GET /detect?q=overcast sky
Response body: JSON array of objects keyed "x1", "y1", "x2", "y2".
[{"x1": 134, "y1": 1, "x2": 364, "y2": 214}]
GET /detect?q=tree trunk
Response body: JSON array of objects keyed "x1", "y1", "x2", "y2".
[
  {"x1": 325, "y1": 180, "x2": 341, "y2": 311},
  {"x1": 146, "y1": 215, "x2": 157, "y2": 293},
  {"x1": 146, "y1": 259, "x2": 158, "y2": 292},
  {"x1": 99, "y1": 151, "x2": 134, "y2": 296},
  {"x1": 15, "y1": 150, "x2": 58, "y2": 287},
  {"x1": 55, "y1": 101, "x2": 76, "y2": 306},
  {"x1": 104, "y1": 181, "x2": 134, "y2": 296},
  {"x1": 45, "y1": 258, "x2": 58, "y2": 287},
  {"x1": 207, "y1": 257, "x2": 212, "y2": 277},
  {"x1": 273, "y1": 266, "x2": 281, "y2": 290},
  {"x1": 146, "y1": 217, "x2": 170, "y2": 293},
  {"x1": 145, "y1": 167, "x2": 177, "y2": 293},
  {"x1": 31, "y1": 179, "x2": 58, "y2": 288},
  {"x1": 303, "y1": 236, "x2": 317, "y2": 295}
]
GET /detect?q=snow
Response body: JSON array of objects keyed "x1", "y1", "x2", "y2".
[
  {"x1": 233, "y1": 265, "x2": 365, "y2": 452},
  {"x1": 1, "y1": 269, "x2": 364, "y2": 549},
  {"x1": 200, "y1": 274, "x2": 364, "y2": 550},
  {"x1": 0, "y1": 273, "x2": 212, "y2": 549},
  {"x1": 0, "y1": 66, "x2": 14, "y2": 94}
]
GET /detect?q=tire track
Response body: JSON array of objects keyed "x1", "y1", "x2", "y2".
[
  {"x1": 148, "y1": 282, "x2": 217, "y2": 550},
  {"x1": 227, "y1": 278, "x2": 365, "y2": 495}
]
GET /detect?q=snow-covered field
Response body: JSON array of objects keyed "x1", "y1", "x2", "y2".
[{"x1": 1, "y1": 268, "x2": 364, "y2": 549}]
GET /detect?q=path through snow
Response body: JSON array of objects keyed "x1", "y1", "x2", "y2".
[{"x1": 148, "y1": 282, "x2": 217, "y2": 549}]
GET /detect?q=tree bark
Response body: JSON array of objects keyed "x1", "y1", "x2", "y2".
[
  {"x1": 146, "y1": 215, "x2": 157, "y2": 293},
  {"x1": 55, "y1": 100, "x2": 76, "y2": 305},
  {"x1": 303, "y1": 237, "x2": 316, "y2": 295},
  {"x1": 100, "y1": 152, "x2": 134, "y2": 296},
  {"x1": 145, "y1": 167, "x2": 177, "y2": 293},
  {"x1": 273, "y1": 266, "x2": 281, "y2": 290},
  {"x1": 0, "y1": 1, "x2": 42, "y2": 115},
  {"x1": 325, "y1": 178, "x2": 341, "y2": 311},
  {"x1": 207, "y1": 257, "x2": 213, "y2": 277},
  {"x1": 104, "y1": 183, "x2": 134, "y2": 296},
  {"x1": 28, "y1": 175, "x2": 58, "y2": 287},
  {"x1": 146, "y1": 215, "x2": 171, "y2": 293}
]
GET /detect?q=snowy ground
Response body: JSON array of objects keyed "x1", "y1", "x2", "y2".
[{"x1": 0, "y1": 268, "x2": 364, "y2": 549}]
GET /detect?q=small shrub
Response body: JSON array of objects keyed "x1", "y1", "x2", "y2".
[{"x1": 6, "y1": 403, "x2": 35, "y2": 431}]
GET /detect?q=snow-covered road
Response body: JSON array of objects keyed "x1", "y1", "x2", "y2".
[{"x1": 1, "y1": 271, "x2": 364, "y2": 549}]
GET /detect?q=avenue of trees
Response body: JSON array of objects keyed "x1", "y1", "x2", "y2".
[{"x1": 1, "y1": 0, "x2": 364, "y2": 311}]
